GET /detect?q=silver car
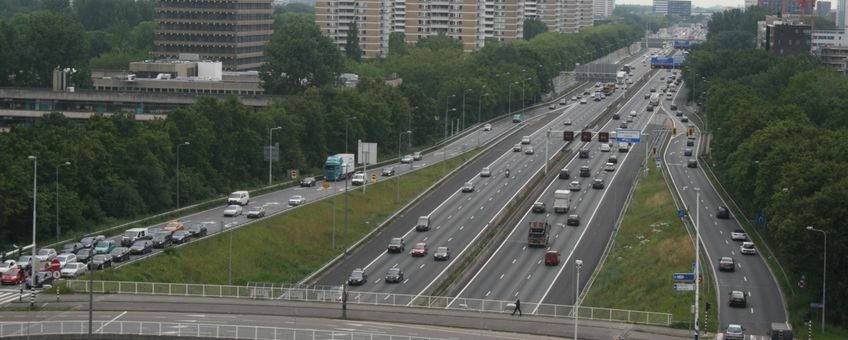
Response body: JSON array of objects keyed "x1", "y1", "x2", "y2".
[
  {"x1": 61, "y1": 262, "x2": 88, "y2": 278},
  {"x1": 223, "y1": 205, "x2": 243, "y2": 217},
  {"x1": 480, "y1": 167, "x2": 491, "y2": 177}
]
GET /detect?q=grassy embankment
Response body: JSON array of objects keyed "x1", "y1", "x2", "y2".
[
  {"x1": 92, "y1": 150, "x2": 480, "y2": 285},
  {"x1": 582, "y1": 167, "x2": 718, "y2": 330}
]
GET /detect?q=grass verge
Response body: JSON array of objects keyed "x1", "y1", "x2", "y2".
[
  {"x1": 90, "y1": 150, "x2": 480, "y2": 285},
  {"x1": 582, "y1": 167, "x2": 718, "y2": 331}
]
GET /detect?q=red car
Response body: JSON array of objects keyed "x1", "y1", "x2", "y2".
[
  {"x1": 410, "y1": 243, "x2": 428, "y2": 257},
  {"x1": 1, "y1": 267, "x2": 25, "y2": 285}
]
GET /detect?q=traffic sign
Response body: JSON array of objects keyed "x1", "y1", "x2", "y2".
[
  {"x1": 564, "y1": 131, "x2": 574, "y2": 141},
  {"x1": 616, "y1": 129, "x2": 641, "y2": 143},
  {"x1": 52, "y1": 270, "x2": 61, "y2": 279},
  {"x1": 810, "y1": 303, "x2": 824, "y2": 309},
  {"x1": 598, "y1": 132, "x2": 609, "y2": 143},
  {"x1": 580, "y1": 131, "x2": 592, "y2": 142},
  {"x1": 673, "y1": 283, "x2": 695, "y2": 291},
  {"x1": 370, "y1": 173, "x2": 377, "y2": 183},
  {"x1": 677, "y1": 209, "x2": 686, "y2": 218},
  {"x1": 757, "y1": 214, "x2": 766, "y2": 225},
  {"x1": 673, "y1": 273, "x2": 696, "y2": 282},
  {"x1": 290, "y1": 169, "x2": 298, "y2": 179}
]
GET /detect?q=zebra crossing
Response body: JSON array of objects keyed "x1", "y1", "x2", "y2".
[{"x1": 0, "y1": 288, "x2": 28, "y2": 305}]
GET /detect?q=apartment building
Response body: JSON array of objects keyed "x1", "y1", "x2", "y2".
[
  {"x1": 593, "y1": 0, "x2": 614, "y2": 18},
  {"x1": 152, "y1": 0, "x2": 274, "y2": 71}
]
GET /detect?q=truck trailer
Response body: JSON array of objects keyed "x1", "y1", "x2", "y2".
[
  {"x1": 553, "y1": 190, "x2": 570, "y2": 213},
  {"x1": 527, "y1": 221, "x2": 551, "y2": 247},
  {"x1": 324, "y1": 153, "x2": 355, "y2": 181}
]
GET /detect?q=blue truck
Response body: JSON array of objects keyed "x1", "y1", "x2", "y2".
[{"x1": 324, "y1": 153, "x2": 355, "y2": 181}]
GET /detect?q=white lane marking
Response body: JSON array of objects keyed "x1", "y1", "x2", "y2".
[
  {"x1": 499, "y1": 274, "x2": 504, "y2": 280},
  {"x1": 94, "y1": 311, "x2": 127, "y2": 333},
  {"x1": 486, "y1": 291, "x2": 491, "y2": 297}
]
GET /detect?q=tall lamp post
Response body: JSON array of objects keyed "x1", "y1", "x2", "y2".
[
  {"x1": 342, "y1": 115, "x2": 356, "y2": 258},
  {"x1": 806, "y1": 226, "x2": 827, "y2": 332},
  {"x1": 477, "y1": 92, "x2": 489, "y2": 125},
  {"x1": 461, "y1": 88, "x2": 472, "y2": 131},
  {"x1": 521, "y1": 77, "x2": 532, "y2": 114},
  {"x1": 443, "y1": 94, "x2": 456, "y2": 139},
  {"x1": 693, "y1": 187, "x2": 701, "y2": 340},
  {"x1": 268, "y1": 126, "x2": 282, "y2": 186},
  {"x1": 396, "y1": 130, "x2": 412, "y2": 203},
  {"x1": 508, "y1": 82, "x2": 516, "y2": 113},
  {"x1": 27, "y1": 156, "x2": 38, "y2": 271},
  {"x1": 575, "y1": 259, "x2": 583, "y2": 340},
  {"x1": 176, "y1": 141, "x2": 190, "y2": 209},
  {"x1": 55, "y1": 161, "x2": 70, "y2": 242}
]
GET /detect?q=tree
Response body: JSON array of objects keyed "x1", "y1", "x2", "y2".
[
  {"x1": 0, "y1": 21, "x2": 16, "y2": 86},
  {"x1": 9, "y1": 11, "x2": 89, "y2": 87},
  {"x1": 388, "y1": 32, "x2": 408, "y2": 58},
  {"x1": 415, "y1": 35, "x2": 463, "y2": 51},
  {"x1": 523, "y1": 18, "x2": 548, "y2": 40},
  {"x1": 345, "y1": 21, "x2": 362, "y2": 62},
  {"x1": 261, "y1": 15, "x2": 343, "y2": 95}
]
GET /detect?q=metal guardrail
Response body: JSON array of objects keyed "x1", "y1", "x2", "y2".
[
  {"x1": 0, "y1": 320, "x2": 447, "y2": 340},
  {"x1": 64, "y1": 280, "x2": 672, "y2": 326}
]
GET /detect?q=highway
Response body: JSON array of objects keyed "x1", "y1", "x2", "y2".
[
  {"x1": 660, "y1": 81, "x2": 787, "y2": 336},
  {"x1": 450, "y1": 65, "x2": 669, "y2": 307},
  {"x1": 316, "y1": 49, "x2": 658, "y2": 298}
]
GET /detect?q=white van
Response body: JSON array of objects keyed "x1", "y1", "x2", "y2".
[{"x1": 228, "y1": 191, "x2": 250, "y2": 206}]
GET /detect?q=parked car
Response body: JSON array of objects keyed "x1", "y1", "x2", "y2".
[
  {"x1": 224, "y1": 204, "x2": 243, "y2": 217},
  {"x1": 171, "y1": 230, "x2": 192, "y2": 244},
  {"x1": 719, "y1": 257, "x2": 735, "y2": 272},
  {"x1": 410, "y1": 243, "x2": 428, "y2": 257},
  {"x1": 532, "y1": 202, "x2": 546, "y2": 213},
  {"x1": 483, "y1": 123, "x2": 492, "y2": 131},
  {"x1": 76, "y1": 249, "x2": 93, "y2": 263},
  {"x1": 130, "y1": 240, "x2": 154, "y2": 255},
  {"x1": 387, "y1": 237, "x2": 405, "y2": 253},
  {"x1": 384, "y1": 268, "x2": 404, "y2": 283},
  {"x1": 61, "y1": 242, "x2": 83, "y2": 254},
  {"x1": 94, "y1": 240, "x2": 116, "y2": 254},
  {"x1": 55, "y1": 254, "x2": 77, "y2": 268},
  {"x1": 434, "y1": 246, "x2": 450, "y2": 261},
  {"x1": 35, "y1": 248, "x2": 57, "y2": 262},
  {"x1": 300, "y1": 177, "x2": 317, "y2": 187},
  {"x1": 61, "y1": 262, "x2": 88, "y2": 278},
  {"x1": 348, "y1": 268, "x2": 367, "y2": 286},
  {"x1": 729, "y1": 290, "x2": 747, "y2": 307},
  {"x1": 80, "y1": 235, "x2": 105, "y2": 249},
  {"x1": 164, "y1": 220, "x2": 184, "y2": 232},
  {"x1": 740, "y1": 242, "x2": 756, "y2": 255},
  {"x1": 90, "y1": 254, "x2": 113, "y2": 270},
  {"x1": 351, "y1": 173, "x2": 366, "y2": 186},
  {"x1": 151, "y1": 231, "x2": 173, "y2": 249},
  {"x1": 187, "y1": 223, "x2": 208, "y2": 237},
  {"x1": 461, "y1": 182, "x2": 475, "y2": 193},
  {"x1": 109, "y1": 247, "x2": 131, "y2": 262},
  {"x1": 382, "y1": 167, "x2": 395, "y2": 176},
  {"x1": 288, "y1": 195, "x2": 306, "y2": 206},
  {"x1": 0, "y1": 260, "x2": 16, "y2": 275},
  {"x1": 246, "y1": 206, "x2": 266, "y2": 218},
  {"x1": 1, "y1": 266, "x2": 25, "y2": 285}
]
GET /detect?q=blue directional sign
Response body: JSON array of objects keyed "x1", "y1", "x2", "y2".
[
  {"x1": 677, "y1": 209, "x2": 687, "y2": 218},
  {"x1": 673, "y1": 273, "x2": 696, "y2": 282},
  {"x1": 757, "y1": 214, "x2": 767, "y2": 225}
]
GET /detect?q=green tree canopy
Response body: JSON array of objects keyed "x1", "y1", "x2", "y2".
[
  {"x1": 523, "y1": 18, "x2": 548, "y2": 40},
  {"x1": 261, "y1": 15, "x2": 343, "y2": 95}
]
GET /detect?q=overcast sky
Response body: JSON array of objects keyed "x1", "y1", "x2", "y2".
[{"x1": 618, "y1": 0, "x2": 744, "y2": 8}]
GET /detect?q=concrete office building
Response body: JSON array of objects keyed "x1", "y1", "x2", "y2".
[
  {"x1": 653, "y1": 0, "x2": 668, "y2": 14},
  {"x1": 759, "y1": 0, "x2": 812, "y2": 15},
  {"x1": 840, "y1": 0, "x2": 847, "y2": 29},
  {"x1": 593, "y1": 0, "x2": 614, "y2": 18},
  {"x1": 816, "y1": 1, "x2": 831, "y2": 17},
  {"x1": 667, "y1": 0, "x2": 691, "y2": 16},
  {"x1": 760, "y1": 20, "x2": 811, "y2": 55},
  {"x1": 152, "y1": 0, "x2": 274, "y2": 71}
]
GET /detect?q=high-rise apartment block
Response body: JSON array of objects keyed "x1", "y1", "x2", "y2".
[
  {"x1": 593, "y1": 0, "x2": 614, "y2": 18},
  {"x1": 653, "y1": 0, "x2": 668, "y2": 15},
  {"x1": 316, "y1": 0, "x2": 593, "y2": 58},
  {"x1": 153, "y1": 0, "x2": 274, "y2": 71},
  {"x1": 759, "y1": 0, "x2": 813, "y2": 16}
]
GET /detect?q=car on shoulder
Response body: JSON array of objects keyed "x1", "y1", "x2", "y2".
[
  {"x1": 387, "y1": 237, "x2": 405, "y2": 253},
  {"x1": 288, "y1": 195, "x2": 306, "y2": 206},
  {"x1": 61, "y1": 242, "x2": 83, "y2": 254},
  {"x1": 94, "y1": 240, "x2": 116, "y2": 254},
  {"x1": 348, "y1": 268, "x2": 367, "y2": 286},
  {"x1": 187, "y1": 223, "x2": 208, "y2": 237},
  {"x1": 461, "y1": 182, "x2": 475, "y2": 193},
  {"x1": 524, "y1": 146, "x2": 535, "y2": 155},
  {"x1": 532, "y1": 202, "x2": 546, "y2": 213},
  {"x1": 61, "y1": 262, "x2": 87, "y2": 278},
  {"x1": 164, "y1": 220, "x2": 185, "y2": 232},
  {"x1": 724, "y1": 324, "x2": 745, "y2": 340},
  {"x1": 567, "y1": 214, "x2": 580, "y2": 226},
  {"x1": 151, "y1": 231, "x2": 173, "y2": 249},
  {"x1": 434, "y1": 246, "x2": 450, "y2": 261},
  {"x1": 731, "y1": 229, "x2": 747, "y2": 241},
  {"x1": 130, "y1": 240, "x2": 154, "y2": 255},
  {"x1": 385, "y1": 267, "x2": 404, "y2": 283},
  {"x1": 299, "y1": 177, "x2": 317, "y2": 187},
  {"x1": 400, "y1": 155, "x2": 414, "y2": 164},
  {"x1": 109, "y1": 247, "x2": 131, "y2": 262},
  {"x1": 740, "y1": 242, "x2": 756, "y2": 255},
  {"x1": 729, "y1": 290, "x2": 747, "y2": 307},
  {"x1": 412, "y1": 152, "x2": 422, "y2": 161},
  {"x1": 592, "y1": 178, "x2": 605, "y2": 189},
  {"x1": 483, "y1": 123, "x2": 492, "y2": 131},
  {"x1": 410, "y1": 243, "x2": 428, "y2": 257},
  {"x1": 719, "y1": 257, "x2": 735, "y2": 272},
  {"x1": 1, "y1": 267, "x2": 25, "y2": 285},
  {"x1": 223, "y1": 204, "x2": 243, "y2": 217},
  {"x1": 569, "y1": 181, "x2": 581, "y2": 192},
  {"x1": 246, "y1": 206, "x2": 266, "y2": 218},
  {"x1": 717, "y1": 205, "x2": 730, "y2": 219},
  {"x1": 171, "y1": 230, "x2": 192, "y2": 244},
  {"x1": 480, "y1": 167, "x2": 491, "y2": 177},
  {"x1": 382, "y1": 167, "x2": 395, "y2": 177},
  {"x1": 90, "y1": 254, "x2": 113, "y2": 270}
]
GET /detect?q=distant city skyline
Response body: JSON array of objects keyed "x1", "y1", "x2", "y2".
[{"x1": 619, "y1": 0, "x2": 743, "y2": 8}]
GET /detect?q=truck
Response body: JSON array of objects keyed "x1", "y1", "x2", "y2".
[
  {"x1": 553, "y1": 190, "x2": 570, "y2": 214},
  {"x1": 527, "y1": 220, "x2": 551, "y2": 247},
  {"x1": 324, "y1": 153, "x2": 355, "y2": 181},
  {"x1": 602, "y1": 83, "x2": 615, "y2": 96},
  {"x1": 616, "y1": 71, "x2": 626, "y2": 84},
  {"x1": 649, "y1": 93, "x2": 660, "y2": 106}
]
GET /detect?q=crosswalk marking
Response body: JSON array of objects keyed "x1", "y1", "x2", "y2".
[{"x1": 0, "y1": 290, "x2": 25, "y2": 305}]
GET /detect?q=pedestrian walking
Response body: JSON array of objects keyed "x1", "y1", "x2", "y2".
[{"x1": 511, "y1": 298, "x2": 522, "y2": 316}]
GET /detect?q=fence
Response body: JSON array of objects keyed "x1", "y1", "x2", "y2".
[
  {"x1": 0, "y1": 320, "x2": 447, "y2": 340},
  {"x1": 65, "y1": 280, "x2": 672, "y2": 326}
]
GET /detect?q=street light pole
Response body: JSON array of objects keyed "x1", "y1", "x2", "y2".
[
  {"x1": 694, "y1": 187, "x2": 701, "y2": 340},
  {"x1": 268, "y1": 126, "x2": 282, "y2": 186},
  {"x1": 55, "y1": 161, "x2": 70, "y2": 242},
  {"x1": 508, "y1": 82, "x2": 515, "y2": 113},
  {"x1": 396, "y1": 130, "x2": 412, "y2": 203},
  {"x1": 545, "y1": 128, "x2": 550, "y2": 174},
  {"x1": 461, "y1": 89, "x2": 471, "y2": 131},
  {"x1": 27, "y1": 156, "x2": 38, "y2": 271},
  {"x1": 176, "y1": 141, "x2": 190, "y2": 209},
  {"x1": 806, "y1": 226, "x2": 827, "y2": 332},
  {"x1": 444, "y1": 94, "x2": 455, "y2": 139},
  {"x1": 575, "y1": 259, "x2": 583, "y2": 340},
  {"x1": 477, "y1": 92, "x2": 489, "y2": 126}
]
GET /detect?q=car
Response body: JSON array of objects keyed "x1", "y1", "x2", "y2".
[
  {"x1": 61, "y1": 242, "x2": 83, "y2": 254},
  {"x1": 619, "y1": 122, "x2": 628, "y2": 129},
  {"x1": 25, "y1": 271, "x2": 54, "y2": 289},
  {"x1": 681, "y1": 116, "x2": 689, "y2": 123},
  {"x1": 686, "y1": 139, "x2": 695, "y2": 146},
  {"x1": 288, "y1": 195, "x2": 306, "y2": 206},
  {"x1": 300, "y1": 177, "x2": 317, "y2": 187},
  {"x1": 0, "y1": 260, "x2": 16, "y2": 275},
  {"x1": 729, "y1": 290, "x2": 747, "y2": 307},
  {"x1": 719, "y1": 257, "x2": 736, "y2": 272},
  {"x1": 740, "y1": 242, "x2": 756, "y2": 255},
  {"x1": 109, "y1": 247, "x2": 131, "y2": 262},
  {"x1": 579, "y1": 166, "x2": 590, "y2": 177},
  {"x1": 731, "y1": 229, "x2": 747, "y2": 241},
  {"x1": 94, "y1": 240, "x2": 116, "y2": 254},
  {"x1": 600, "y1": 143, "x2": 610, "y2": 152},
  {"x1": 384, "y1": 267, "x2": 404, "y2": 283},
  {"x1": 75, "y1": 249, "x2": 93, "y2": 263},
  {"x1": 187, "y1": 223, "x2": 208, "y2": 237},
  {"x1": 412, "y1": 152, "x2": 422, "y2": 161},
  {"x1": 559, "y1": 167, "x2": 570, "y2": 179},
  {"x1": 569, "y1": 181, "x2": 581, "y2": 191},
  {"x1": 660, "y1": 76, "x2": 665, "y2": 80},
  {"x1": 626, "y1": 116, "x2": 634, "y2": 123},
  {"x1": 1, "y1": 266, "x2": 25, "y2": 285},
  {"x1": 717, "y1": 205, "x2": 730, "y2": 219},
  {"x1": 646, "y1": 105, "x2": 654, "y2": 112},
  {"x1": 650, "y1": 87, "x2": 656, "y2": 93},
  {"x1": 670, "y1": 104, "x2": 678, "y2": 111},
  {"x1": 434, "y1": 246, "x2": 450, "y2": 261},
  {"x1": 521, "y1": 136, "x2": 531, "y2": 144},
  {"x1": 121, "y1": 228, "x2": 151, "y2": 247},
  {"x1": 387, "y1": 237, "x2": 405, "y2": 253},
  {"x1": 130, "y1": 240, "x2": 153, "y2": 255},
  {"x1": 549, "y1": 104, "x2": 557, "y2": 110},
  {"x1": 666, "y1": 93, "x2": 673, "y2": 100},
  {"x1": 223, "y1": 204, "x2": 243, "y2": 217},
  {"x1": 348, "y1": 268, "x2": 367, "y2": 286},
  {"x1": 80, "y1": 235, "x2": 105, "y2": 249},
  {"x1": 532, "y1": 201, "x2": 546, "y2": 213},
  {"x1": 676, "y1": 110, "x2": 684, "y2": 117},
  {"x1": 567, "y1": 214, "x2": 580, "y2": 226},
  {"x1": 400, "y1": 155, "x2": 414, "y2": 163},
  {"x1": 61, "y1": 262, "x2": 87, "y2": 278},
  {"x1": 579, "y1": 147, "x2": 590, "y2": 159},
  {"x1": 524, "y1": 146, "x2": 534, "y2": 155},
  {"x1": 582, "y1": 90, "x2": 590, "y2": 95},
  {"x1": 683, "y1": 148, "x2": 693, "y2": 156},
  {"x1": 35, "y1": 248, "x2": 57, "y2": 262},
  {"x1": 512, "y1": 114, "x2": 522, "y2": 123},
  {"x1": 568, "y1": 97, "x2": 576, "y2": 102},
  {"x1": 607, "y1": 155, "x2": 618, "y2": 164},
  {"x1": 513, "y1": 144, "x2": 522, "y2": 152},
  {"x1": 644, "y1": 93, "x2": 650, "y2": 99},
  {"x1": 246, "y1": 206, "x2": 266, "y2": 218},
  {"x1": 382, "y1": 167, "x2": 395, "y2": 176},
  {"x1": 592, "y1": 178, "x2": 605, "y2": 189},
  {"x1": 351, "y1": 173, "x2": 366, "y2": 186},
  {"x1": 480, "y1": 167, "x2": 491, "y2": 177},
  {"x1": 544, "y1": 250, "x2": 561, "y2": 266},
  {"x1": 724, "y1": 324, "x2": 745, "y2": 340},
  {"x1": 629, "y1": 110, "x2": 637, "y2": 117},
  {"x1": 164, "y1": 220, "x2": 184, "y2": 232},
  {"x1": 55, "y1": 253, "x2": 77, "y2": 268},
  {"x1": 483, "y1": 123, "x2": 492, "y2": 131},
  {"x1": 410, "y1": 243, "x2": 428, "y2": 257},
  {"x1": 171, "y1": 230, "x2": 192, "y2": 244},
  {"x1": 90, "y1": 254, "x2": 113, "y2": 270},
  {"x1": 604, "y1": 162, "x2": 616, "y2": 172},
  {"x1": 415, "y1": 216, "x2": 430, "y2": 231},
  {"x1": 580, "y1": 98, "x2": 588, "y2": 104},
  {"x1": 687, "y1": 159, "x2": 698, "y2": 168},
  {"x1": 461, "y1": 182, "x2": 475, "y2": 193},
  {"x1": 563, "y1": 119, "x2": 572, "y2": 126},
  {"x1": 151, "y1": 231, "x2": 173, "y2": 248}
]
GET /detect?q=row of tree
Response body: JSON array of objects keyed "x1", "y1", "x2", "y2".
[{"x1": 685, "y1": 7, "x2": 847, "y2": 326}]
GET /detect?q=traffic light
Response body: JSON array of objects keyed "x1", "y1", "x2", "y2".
[
  {"x1": 563, "y1": 131, "x2": 574, "y2": 141},
  {"x1": 598, "y1": 132, "x2": 609, "y2": 143},
  {"x1": 580, "y1": 131, "x2": 592, "y2": 142}
]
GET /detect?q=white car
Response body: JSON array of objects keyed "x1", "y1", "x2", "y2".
[
  {"x1": 483, "y1": 123, "x2": 492, "y2": 131},
  {"x1": 604, "y1": 162, "x2": 616, "y2": 172},
  {"x1": 223, "y1": 205, "x2": 243, "y2": 217},
  {"x1": 288, "y1": 195, "x2": 306, "y2": 206},
  {"x1": 400, "y1": 155, "x2": 414, "y2": 164},
  {"x1": 580, "y1": 98, "x2": 588, "y2": 104},
  {"x1": 731, "y1": 229, "x2": 748, "y2": 241},
  {"x1": 600, "y1": 144, "x2": 610, "y2": 152},
  {"x1": 480, "y1": 167, "x2": 491, "y2": 177},
  {"x1": 61, "y1": 262, "x2": 87, "y2": 278},
  {"x1": 563, "y1": 119, "x2": 572, "y2": 126},
  {"x1": 740, "y1": 242, "x2": 756, "y2": 255},
  {"x1": 351, "y1": 173, "x2": 366, "y2": 186},
  {"x1": 629, "y1": 110, "x2": 637, "y2": 117},
  {"x1": 569, "y1": 181, "x2": 581, "y2": 191},
  {"x1": 35, "y1": 248, "x2": 57, "y2": 262},
  {"x1": 521, "y1": 136, "x2": 531, "y2": 144},
  {"x1": 524, "y1": 146, "x2": 534, "y2": 155},
  {"x1": 55, "y1": 254, "x2": 77, "y2": 268},
  {"x1": 0, "y1": 260, "x2": 15, "y2": 274}
]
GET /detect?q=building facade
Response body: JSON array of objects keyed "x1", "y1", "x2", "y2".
[
  {"x1": 815, "y1": 1, "x2": 830, "y2": 17},
  {"x1": 763, "y1": 21, "x2": 812, "y2": 55},
  {"x1": 839, "y1": 0, "x2": 846, "y2": 29},
  {"x1": 667, "y1": 0, "x2": 690, "y2": 16},
  {"x1": 653, "y1": 0, "x2": 668, "y2": 15},
  {"x1": 759, "y1": 0, "x2": 812, "y2": 16},
  {"x1": 592, "y1": 0, "x2": 614, "y2": 18},
  {"x1": 152, "y1": 0, "x2": 274, "y2": 71}
]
